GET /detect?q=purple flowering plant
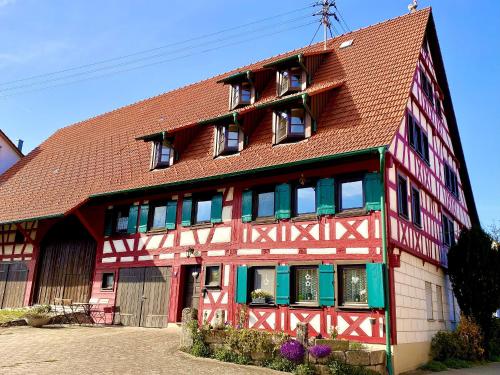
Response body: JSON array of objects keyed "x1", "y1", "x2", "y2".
[
  {"x1": 308, "y1": 344, "x2": 332, "y2": 359},
  {"x1": 280, "y1": 340, "x2": 305, "y2": 363}
]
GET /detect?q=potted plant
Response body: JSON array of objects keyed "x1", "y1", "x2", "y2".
[
  {"x1": 24, "y1": 305, "x2": 52, "y2": 328},
  {"x1": 250, "y1": 289, "x2": 273, "y2": 304}
]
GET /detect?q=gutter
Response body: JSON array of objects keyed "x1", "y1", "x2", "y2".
[{"x1": 378, "y1": 146, "x2": 393, "y2": 375}]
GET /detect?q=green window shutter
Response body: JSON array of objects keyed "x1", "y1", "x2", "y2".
[
  {"x1": 165, "y1": 201, "x2": 177, "y2": 230},
  {"x1": 127, "y1": 205, "x2": 139, "y2": 234},
  {"x1": 275, "y1": 183, "x2": 291, "y2": 219},
  {"x1": 104, "y1": 209, "x2": 113, "y2": 237},
  {"x1": 367, "y1": 263, "x2": 386, "y2": 308},
  {"x1": 319, "y1": 264, "x2": 335, "y2": 306},
  {"x1": 364, "y1": 172, "x2": 382, "y2": 211},
  {"x1": 138, "y1": 204, "x2": 149, "y2": 233},
  {"x1": 276, "y1": 265, "x2": 290, "y2": 305},
  {"x1": 181, "y1": 198, "x2": 192, "y2": 227},
  {"x1": 316, "y1": 178, "x2": 335, "y2": 215},
  {"x1": 241, "y1": 190, "x2": 253, "y2": 223},
  {"x1": 210, "y1": 192, "x2": 223, "y2": 224},
  {"x1": 235, "y1": 266, "x2": 248, "y2": 304}
]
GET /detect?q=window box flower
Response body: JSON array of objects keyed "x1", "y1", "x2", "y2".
[{"x1": 250, "y1": 289, "x2": 273, "y2": 304}]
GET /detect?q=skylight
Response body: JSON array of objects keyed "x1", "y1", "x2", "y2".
[{"x1": 339, "y1": 39, "x2": 354, "y2": 49}]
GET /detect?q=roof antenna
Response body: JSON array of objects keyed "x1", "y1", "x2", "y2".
[
  {"x1": 408, "y1": 0, "x2": 418, "y2": 13},
  {"x1": 313, "y1": 1, "x2": 339, "y2": 50}
]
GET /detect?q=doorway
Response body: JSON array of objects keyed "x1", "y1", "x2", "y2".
[
  {"x1": 182, "y1": 265, "x2": 201, "y2": 311},
  {"x1": 114, "y1": 266, "x2": 171, "y2": 328}
]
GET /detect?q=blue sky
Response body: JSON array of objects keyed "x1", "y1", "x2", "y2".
[{"x1": 0, "y1": 0, "x2": 498, "y2": 226}]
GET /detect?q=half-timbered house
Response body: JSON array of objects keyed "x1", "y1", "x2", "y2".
[{"x1": 0, "y1": 8, "x2": 477, "y2": 374}]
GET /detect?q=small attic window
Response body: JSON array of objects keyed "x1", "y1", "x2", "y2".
[
  {"x1": 215, "y1": 123, "x2": 243, "y2": 156},
  {"x1": 339, "y1": 39, "x2": 354, "y2": 49},
  {"x1": 152, "y1": 139, "x2": 174, "y2": 169},
  {"x1": 273, "y1": 107, "x2": 312, "y2": 144},
  {"x1": 278, "y1": 67, "x2": 306, "y2": 96},
  {"x1": 230, "y1": 81, "x2": 254, "y2": 109}
]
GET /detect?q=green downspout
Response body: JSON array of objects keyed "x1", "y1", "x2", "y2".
[{"x1": 379, "y1": 146, "x2": 393, "y2": 375}]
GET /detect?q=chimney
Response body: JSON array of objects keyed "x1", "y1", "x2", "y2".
[{"x1": 16, "y1": 139, "x2": 24, "y2": 153}]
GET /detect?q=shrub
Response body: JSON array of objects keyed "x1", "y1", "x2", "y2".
[
  {"x1": 327, "y1": 359, "x2": 379, "y2": 375},
  {"x1": 23, "y1": 305, "x2": 51, "y2": 319},
  {"x1": 225, "y1": 327, "x2": 278, "y2": 358},
  {"x1": 456, "y1": 315, "x2": 485, "y2": 361},
  {"x1": 419, "y1": 360, "x2": 448, "y2": 372},
  {"x1": 280, "y1": 340, "x2": 306, "y2": 363},
  {"x1": 431, "y1": 331, "x2": 463, "y2": 361},
  {"x1": 349, "y1": 341, "x2": 367, "y2": 351},
  {"x1": 187, "y1": 320, "x2": 211, "y2": 358},
  {"x1": 309, "y1": 344, "x2": 332, "y2": 359},
  {"x1": 265, "y1": 357, "x2": 297, "y2": 372},
  {"x1": 488, "y1": 318, "x2": 500, "y2": 359},
  {"x1": 442, "y1": 358, "x2": 472, "y2": 369},
  {"x1": 294, "y1": 363, "x2": 316, "y2": 375}
]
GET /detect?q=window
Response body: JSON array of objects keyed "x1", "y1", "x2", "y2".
[
  {"x1": 425, "y1": 281, "x2": 434, "y2": 320},
  {"x1": 14, "y1": 230, "x2": 24, "y2": 244},
  {"x1": 216, "y1": 124, "x2": 240, "y2": 156},
  {"x1": 436, "y1": 285, "x2": 444, "y2": 321},
  {"x1": 275, "y1": 108, "x2": 307, "y2": 144},
  {"x1": 101, "y1": 272, "x2": 114, "y2": 291},
  {"x1": 444, "y1": 163, "x2": 459, "y2": 198},
  {"x1": 114, "y1": 206, "x2": 130, "y2": 234},
  {"x1": 195, "y1": 198, "x2": 212, "y2": 224},
  {"x1": 204, "y1": 265, "x2": 221, "y2": 288},
  {"x1": 339, "y1": 265, "x2": 368, "y2": 306},
  {"x1": 442, "y1": 214, "x2": 455, "y2": 246},
  {"x1": 256, "y1": 190, "x2": 275, "y2": 218},
  {"x1": 397, "y1": 175, "x2": 409, "y2": 219},
  {"x1": 407, "y1": 113, "x2": 430, "y2": 163},
  {"x1": 251, "y1": 267, "x2": 276, "y2": 303},
  {"x1": 295, "y1": 185, "x2": 316, "y2": 215},
  {"x1": 340, "y1": 179, "x2": 364, "y2": 210},
  {"x1": 150, "y1": 202, "x2": 167, "y2": 230},
  {"x1": 230, "y1": 81, "x2": 253, "y2": 109},
  {"x1": 411, "y1": 186, "x2": 422, "y2": 227},
  {"x1": 420, "y1": 70, "x2": 435, "y2": 106},
  {"x1": 278, "y1": 67, "x2": 304, "y2": 96},
  {"x1": 294, "y1": 266, "x2": 318, "y2": 304},
  {"x1": 152, "y1": 139, "x2": 173, "y2": 169}
]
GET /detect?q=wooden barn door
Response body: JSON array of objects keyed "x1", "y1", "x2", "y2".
[
  {"x1": 114, "y1": 266, "x2": 171, "y2": 328},
  {"x1": 35, "y1": 217, "x2": 96, "y2": 305},
  {"x1": 0, "y1": 262, "x2": 28, "y2": 308}
]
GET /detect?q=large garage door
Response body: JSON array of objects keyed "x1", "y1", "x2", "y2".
[
  {"x1": 114, "y1": 267, "x2": 171, "y2": 328},
  {"x1": 0, "y1": 262, "x2": 28, "y2": 308},
  {"x1": 35, "y1": 217, "x2": 96, "y2": 305}
]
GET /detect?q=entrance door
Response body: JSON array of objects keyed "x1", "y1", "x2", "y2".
[
  {"x1": 114, "y1": 267, "x2": 171, "y2": 328},
  {"x1": 182, "y1": 265, "x2": 201, "y2": 310},
  {"x1": 0, "y1": 262, "x2": 28, "y2": 308}
]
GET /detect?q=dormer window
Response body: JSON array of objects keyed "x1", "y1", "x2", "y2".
[
  {"x1": 278, "y1": 67, "x2": 306, "y2": 96},
  {"x1": 152, "y1": 139, "x2": 173, "y2": 169},
  {"x1": 215, "y1": 123, "x2": 243, "y2": 156},
  {"x1": 274, "y1": 108, "x2": 311, "y2": 144},
  {"x1": 230, "y1": 81, "x2": 254, "y2": 109}
]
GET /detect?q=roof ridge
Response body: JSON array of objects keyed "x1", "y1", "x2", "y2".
[{"x1": 54, "y1": 7, "x2": 432, "y2": 135}]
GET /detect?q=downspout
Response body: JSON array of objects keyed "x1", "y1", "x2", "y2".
[{"x1": 379, "y1": 146, "x2": 393, "y2": 375}]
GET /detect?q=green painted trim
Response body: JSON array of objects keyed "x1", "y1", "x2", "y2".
[
  {"x1": 255, "y1": 93, "x2": 303, "y2": 110},
  {"x1": 198, "y1": 112, "x2": 235, "y2": 126},
  {"x1": 90, "y1": 147, "x2": 383, "y2": 199},
  {"x1": 379, "y1": 146, "x2": 393, "y2": 375},
  {"x1": 135, "y1": 131, "x2": 166, "y2": 142},
  {"x1": 216, "y1": 70, "x2": 251, "y2": 84},
  {"x1": 263, "y1": 53, "x2": 303, "y2": 68},
  {"x1": 0, "y1": 213, "x2": 64, "y2": 225}
]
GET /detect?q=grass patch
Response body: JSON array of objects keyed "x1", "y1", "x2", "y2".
[
  {"x1": 0, "y1": 309, "x2": 27, "y2": 324},
  {"x1": 419, "y1": 360, "x2": 448, "y2": 372}
]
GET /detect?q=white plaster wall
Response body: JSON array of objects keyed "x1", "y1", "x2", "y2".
[
  {"x1": 0, "y1": 135, "x2": 21, "y2": 174},
  {"x1": 394, "y1": 250, "x2": 458, "y2": 344}
]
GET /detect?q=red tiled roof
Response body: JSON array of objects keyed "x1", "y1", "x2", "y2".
[{"x1": 0, "y1": 8, "x2": 432, "y2": 224}]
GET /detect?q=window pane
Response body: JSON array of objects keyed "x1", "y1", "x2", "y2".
[
  {"x1": 341, "y1": 180, "x2": 363, "y2": 210},
  {"x1": 160, "y1": 145, "x2": 171, "y2": 163},
  {"x1": 425, "y1": 281, "x2": 433, "y2": 320},
  {"x1": 295, "y1": 267, "x2": 318, "y2": 303},
  {"x1": 296, "y1": 186, "x2": 316, "y2": 215},
  {"x1": 342, "y1": 267, "x2": 367, "y2": 304},
  {"x1": 152, "y1": 205, "x2": 167, "y2": 228},
  {"x1": 290, "y1": 68, "x2": 302, "y2": 88},
  {"x1": 398, "y1": 177, "x2": 408, "y2": 217},
  {"x1": 253, "y1": 268, "x2": 275, "y2": 299},
  {"x1": 196, "y1": 200, "x2": 212, "y2": 223},
  {"x1": 241, "y1": 82, "x2": 252, "y2": 103},
  {"x1": 101, "y1": 273, "x2": 114, "y2": 290},
  {"x1": 257, "y1": 192, "x2": 274, "y2": 217},
  {"x1": 116, "y1": 209, "x2": 129, "y2": 232},
  {"x1": 227, "y1": 125, "x2": 239, "y2": 149},
  {"x1": 205, "y1": 266, "x2": 220, "y2": 287}
]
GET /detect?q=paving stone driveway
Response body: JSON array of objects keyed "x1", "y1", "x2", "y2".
[{"x1": 0, "y1": 326, "x2": 282, "y2": 375}]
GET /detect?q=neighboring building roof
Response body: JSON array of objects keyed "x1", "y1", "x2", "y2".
[
  {"x1": 0, "y1": 129, "x2": 23, "y2": 158},
  {"x1": 0, "y1": 8, "x2": 476, "y2": 224}
]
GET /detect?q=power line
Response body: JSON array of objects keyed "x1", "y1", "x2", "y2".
[
  {"x1": 0, "y1": 13, "x2": 312, "y2": 93},
  {"x1": 0, "y1": 20, "x2": 316, "y2": 99},
  {"x1": 0, "y1": 5, "x2": 313, "y2": 88}
]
